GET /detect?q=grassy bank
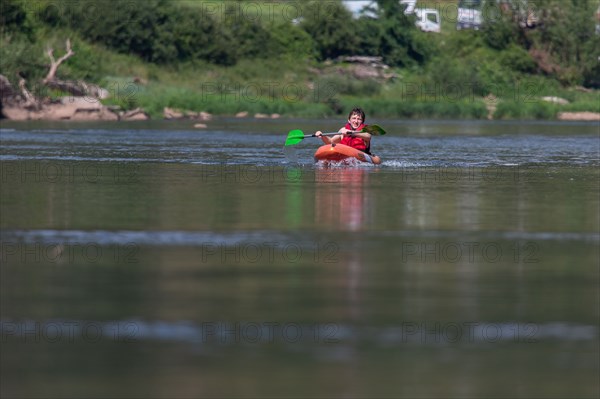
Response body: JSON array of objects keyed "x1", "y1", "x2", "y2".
[{"x1": 98, "y1": 54, "x2": 598, "y2": 120}]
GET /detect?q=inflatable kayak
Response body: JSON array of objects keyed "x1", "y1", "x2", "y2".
[{"x1": 314, "y1": 143, "x2": 375, "y2": 164}]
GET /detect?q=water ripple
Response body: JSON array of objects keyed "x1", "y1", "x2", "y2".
[
  {"x1": 2, "y1": 229, "x2": 598, "y2": 246},
  {"x1": 1, "y1": 319, "x2": 596, "y2": 346}
]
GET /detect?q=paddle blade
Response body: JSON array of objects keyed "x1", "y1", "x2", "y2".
[
  {"x1": 285, "y1": 129, "x2": 305, "y2": 146},
  {"x1": 362, "y1": 124, "x2": 386, "y2": 136}
]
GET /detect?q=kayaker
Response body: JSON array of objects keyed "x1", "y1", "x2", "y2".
[{"x1": 315, "y1": 107, "x2": 381, "y2": 164}]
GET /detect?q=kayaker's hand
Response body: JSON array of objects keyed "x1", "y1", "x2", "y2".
[{"x1": 315, "y1": 131, "x2": 322, "y2": 137}]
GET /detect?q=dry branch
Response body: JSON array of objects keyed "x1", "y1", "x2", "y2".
[
  {"x1": 18, "y1": 76, "x2": 39, "y2": 109},
  {"x1": 43, "y1": 39, "x2": 75, "y2": 85}
]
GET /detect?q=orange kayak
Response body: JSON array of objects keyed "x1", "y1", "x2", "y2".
[{"x1": 314, "y1": 143, "x2": 374, "y2": 163}]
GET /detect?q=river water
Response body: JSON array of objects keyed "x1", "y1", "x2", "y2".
[{"x1": 1, "y1": 119, "x2": 599, "y2": 398}]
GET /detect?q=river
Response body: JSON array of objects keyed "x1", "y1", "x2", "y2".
[{"x1": 1, "y1": 118, "x2": 598, "y2": 398}]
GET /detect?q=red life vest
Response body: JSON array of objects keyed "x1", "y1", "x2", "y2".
[{"x1": 341, "y1": 122, "x2": 368, "y2": 151}]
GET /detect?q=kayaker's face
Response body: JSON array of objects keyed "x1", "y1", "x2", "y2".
[{"x1": 348, "y1": 113, "x2": 363, "y2": 130}]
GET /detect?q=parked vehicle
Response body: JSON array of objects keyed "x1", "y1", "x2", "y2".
[
  {"x1": 400, "y1": 0, "x2": 441, "y2": 33},
  {"x1": 414, "y1": 8, "x2": 441, "y2": 32}
]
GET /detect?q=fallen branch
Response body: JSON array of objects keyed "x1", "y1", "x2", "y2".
[
  {"x1": 18, "y1": 76, "x2": 39, "y2": 109},
  {"x1": 46, "y1": 79, "x2": 86, "y2": 96}
]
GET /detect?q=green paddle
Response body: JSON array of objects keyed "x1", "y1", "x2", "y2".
[
  {"x1": 284, "y1": 124, "x2": 387, "y2": 146},
  {"x1": 362, "y1": 124, "x2": 387, "y2": 136}
]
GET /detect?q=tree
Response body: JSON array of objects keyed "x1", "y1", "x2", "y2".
[
  {"x1": 298, "y1": 1, "x2": 359, "y2": 60},
  {"x1": 528, "y1": 0, "x2": 600, "y2": 86}
]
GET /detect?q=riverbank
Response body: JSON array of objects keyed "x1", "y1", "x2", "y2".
[
  {"x1": 2, "y1": 1, "x2": 599, "y2": 122},
  {"x1": 92, "y1": 56, "x2": 599, "y2": 121},
  {"x1": 3, "y1": 60, "x2": 599, "y2": 122},
  {"x1": 3, "y1": 95, "x2": 598, "y2": 122}
]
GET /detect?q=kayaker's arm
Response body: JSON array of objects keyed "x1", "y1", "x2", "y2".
[{"x1": 315, "y1": 131, "x2": 333, "y2": 144}]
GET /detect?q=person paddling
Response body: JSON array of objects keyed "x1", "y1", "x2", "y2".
[{"x1": 315, "y1": 107, "x2": 381, "y2": 164}]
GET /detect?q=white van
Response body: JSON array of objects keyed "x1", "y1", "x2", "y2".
[
  {"x1": 414, "y1": 8, "x2": 442, "y2": 32},
  {"x1": 400, "y1": 0, "x2": 441, "y2": 33}
]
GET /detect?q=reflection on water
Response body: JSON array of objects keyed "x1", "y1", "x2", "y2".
[
  {"x1": 1, "y1": 120, "x2": 599, "y2": 398},
  {"x1": 315, "y1": 167, "x2": 372, "y2": 231}
]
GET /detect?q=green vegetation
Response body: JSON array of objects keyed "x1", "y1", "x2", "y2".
[{"x1": 1, "y1": 0, "x2": 598, "y2": 119}]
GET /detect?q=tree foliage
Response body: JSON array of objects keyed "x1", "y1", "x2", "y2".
[
  {"x1": 482, "y1": 0, "x2": 523, "y2": 50},
  {"x1": 354, "y1": 0, "x2": 435, "y2": 67},
  {"x1": 298, "y1": 1, "x2": 358, "y2": 61},
  {"x1": 371, "y1": 0, "x2": 427, "y2": 67},
  {"x1": 30, "y1": 0, "x2": 432, "y2": 68},
  {"x1": 528, "y1": 0, "x2": 600, "y2": 86},
  {"x1": 36, "y1": 0, "x2": 284, "y2": 65},
  {"x1": 0, "y1": 0, "x2": 34, "y2": 39},
  {"x1": 0, "y1": 0, "x2": 44, "y2": 82}
]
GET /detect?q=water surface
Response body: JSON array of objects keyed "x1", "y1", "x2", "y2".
[{"x1": 1, "y1": 119, "x2": 598, "y2": 398}]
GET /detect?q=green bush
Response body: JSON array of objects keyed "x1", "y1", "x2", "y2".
[
  {"x1": 494, "y1": 99, "x2": 558, "y2": 119},
  {"x1": 499, "y1": 44, "x2": 536, "y2": 73},
  {"x1": 424, "y1": 57, "x2": 487, "y2": 97},
  {"x1": 581, "y1": 31, "x2": 600, "y2": 89},
  {"x1": 0, "y1": 35, "x2": 45, "y2": 86},
  {"x1": 314, "y1": 74, "x2": 382, "y2": 98},
  {"x1": 482, "y1": 11, "x2": 518, "y2": 50},
  {"x1": 268, "y1": 22, "x2": 316, "y2": 61}
]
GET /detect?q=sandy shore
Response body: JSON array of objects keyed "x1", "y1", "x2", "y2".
[{"x1": 557, "y1": 112, "x2": 600, "y2": 121}]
